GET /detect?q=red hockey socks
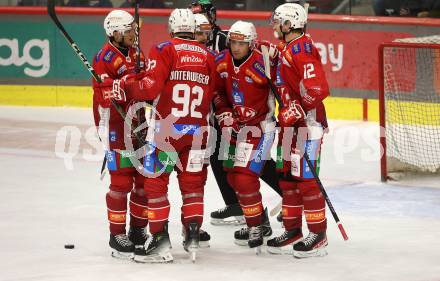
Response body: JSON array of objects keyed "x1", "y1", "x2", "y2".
[
  {"x1": 299, "y1": 181, "x2": 327, "y2": 233},
  {"x1": 181, "y1": 193, "x2": 204, "y2": 228},
  {"x1": 129, "y1": 186, "x2": 148, "y2": 228},
  {"x1": 279, "y1": 179, "x2": 303, "y2": 230},
  {"x1": 106, "y1": 191, "x2": 128, "y2": 235},
  {"x1": 147, "y1": 195, "x2": 170, "y2": 234}
]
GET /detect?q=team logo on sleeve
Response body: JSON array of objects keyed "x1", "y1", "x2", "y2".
[
  {"x1": 291, "y1": 43, "x2": 301, "y2": 55},
  {"x1": 252, "y1": 61, "x2": 265, "y2": 77},
  {"x1": 95, "y1": 49, "x2": 103, "y2": 62},
  {"x1": 215, "y1": 51, "x2": 226, "y2": 62},
  {"x1": 156, "y1": 41, "x2": 171, "y2": 50},
  {"x1": 304, "y1": 42, "x2": 313, "y2": 54},
  {"x1": 103, "y1": 50, "x2": 115, "y2": 62}
]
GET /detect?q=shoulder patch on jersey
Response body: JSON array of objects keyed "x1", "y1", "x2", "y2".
[
  {"x1": 215, "y1": 51, "x2": 226, "y2": 62},
  {"x1": 103, "y1": 50, "x2": 115, "y2": 63},
  {"x1": 304, "y1": 42, "x2": 312, "y2": 54},
  {"x1": 207, "y1": 49, "x2": 217, "y2": 57},
  {"x1": 156, "y1": 41, "x2": 172, "y2": 51},
  {"x1": 252, "y1": 61, "x2": 265, "y2": 77},
  {"x1": 291, "y1": 43, "x2": 301, "y2": 55},
  {"x1": 95, "y1": 49, "x2": 103, "y2": 62}
]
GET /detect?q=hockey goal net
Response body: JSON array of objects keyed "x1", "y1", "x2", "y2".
[{"x1": 379, "y1": 35, "x2": 440, "y2": 182}]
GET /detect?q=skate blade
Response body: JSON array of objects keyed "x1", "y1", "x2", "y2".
[
  {"x1": 254, "y1": 246, "x2": 262, "y2": 255},
  {"x1": 111, "y1": 250, "x2": 134, "y2": 260},
  {"x1": 190, "y1": 250, "x2": 197, "y2": 263},
  {"x1": 234, "y1": 239, "x2": 249, "y2": 246},
  {"x1": 266, "y1": 245, "x2": 294, "y2": 255},
  {"x1": 293, "y1": 247, "x2": 328, "y2": 259},
  {"x1": 133, "y1": 252, "x2": 174, "y2": 263},
  {"x1": 199, "y1": 240, "x2": 210, "y2": 248},
  {"x1": 235, "y1": 236, "x2": 270, "y2": 247},
  {"x1": 210, "y1": 216, "x2": 246, "y2": 226}
]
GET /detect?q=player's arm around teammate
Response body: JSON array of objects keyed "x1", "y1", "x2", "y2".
[
  {"x1": 270, "y1": 3, "x2": 331, "y2": 258},
  {"x1": 92, "y1": 10, "x2": 149, "y2": 259},
  {"x1": 214, "y1": 21, "x2": 278, "y2": 252}
]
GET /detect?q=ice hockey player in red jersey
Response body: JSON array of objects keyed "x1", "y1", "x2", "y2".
[
  {"x1": 269, "y1": 3, "x2": 330, "y2": 258},
  {"x1": 92, "y1": 10, "x2": 149, "y2": 259},
  {"x1": 214, "y1": 20, "x2": 276, "y2": 252},
  {"x1": 111, "y1": 8, "x2": 218, "y2": 263}
]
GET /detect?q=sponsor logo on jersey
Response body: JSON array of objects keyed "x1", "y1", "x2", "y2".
[
  {"x1": 216, "y1": 62, "x2": 227, "y2": 73},
  {"x1": 232, "y1": 91, "x2": 244, "y2": 105},
  {"x1": 252, "y1": 61, "x2": 265, "y2": 77},
  {"x1": 103, "y1": 50, "x2": 115, "y2": 62},
  {"x1": 173, "y1": 124, "x2": 201, "y2": 135},
  {"x1": 304, "y1": 42, "x2": 312, "y2": 54},
  {"x1": 176, "y1": 51, "x2": 207, "y2": 68},
  {"x1": 244, "y1": 76, "x2": 253, "y2": 83},
  {"x1": 156, "y1": 41, "x2": 171, "y2": 51},
  {"x1": 292, "y1": 43, "x2": 301, "y2": 55},
  {"x1": 174, "y1": 43, "x2": 208, "y2": 56},
  {"x1": 234, "y1": 105, "x2": 256, "y2": 121},
  {"x1": 109, "y1": 131, "x2": 117, "y2": 142},
  {"x1": 106, "y1": 151, "x2": 117, "y2": 171},
  {"x1": 113, "y1": 57, "x2": 123, "y2": 68},
  {"x1": 220, "y1": 72, "x2": 228, "y2": 78},
  {"x1": 245, "y1": 69, "x2": 263, "y2": 84},
  {"x1": 117, "y1": 64, "x2": 127, "y2": 75},
  {"x1": 95, "y1": 49, "x2": 103, "y2": 62}
]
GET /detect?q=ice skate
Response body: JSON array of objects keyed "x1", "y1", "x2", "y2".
[
  {"x1": 234, "y1": 208, "x2": 272, "y2": 246},
  {"x1": 293, "y1": 231, "x2": 328, "y2": 258},
  {"x1": 210, "y1": 203, "x2": 245, "y2": 226},
  {"x1": 266, "y1": 228, "x2": 302, "y2": 255},
  {"x1": 133, "y1": 229, "x2": 173, "y2": 263},
  {"x1": 183, "y1": 222, "x2": 200, "y2": 263},
  {"x1": 109, "y1": 233, "x2": 135, "y2": 260}
]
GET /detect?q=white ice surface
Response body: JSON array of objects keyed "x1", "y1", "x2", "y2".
[{"x1": 0, "y1": 106, "x2": 439, "y2": 281}]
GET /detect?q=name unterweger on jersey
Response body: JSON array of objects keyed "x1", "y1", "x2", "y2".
[{"x1": 169, "y1": 70, "x2": 210, "y2": 85}]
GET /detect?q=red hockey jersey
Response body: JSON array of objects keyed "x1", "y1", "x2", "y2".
[
  {"x1": 92, "y1": 41, "x2": 145, "y2": 126},
  {"x1": 276, "y1": 33, "x2": 329, "y2": 128},
  {"x1": 128, "y1": 37, "x2": 218, "y2": 132},
  {"x1": 214, "y1": 49, "x2": 276, "y2": 127}
]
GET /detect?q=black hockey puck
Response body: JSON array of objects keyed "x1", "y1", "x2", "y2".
[{"x1": 64, "y1": 244, "x2": 75, "y2": 249}]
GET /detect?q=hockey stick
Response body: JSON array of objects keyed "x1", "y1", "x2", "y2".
[
  {"x1": 47, "y1": 0, "x2": 145, "y2": 178},
  {"x1": 134, "y1": 0, "x2": 141, "y2": 73},
  {"x1": 261, "y1": 45, "x2": 349, "y2": 241}
]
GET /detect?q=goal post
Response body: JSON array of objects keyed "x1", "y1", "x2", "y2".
[{"x1": 378, "y1": 35, "x2": 440, "y2": 182}]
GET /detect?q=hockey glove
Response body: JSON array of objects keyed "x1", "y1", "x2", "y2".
[
  {"x1": 256, "y1": 40, "x2": 279, "y2": 59},
  {"x1": 278, "y1": 100, "x2": 306, "y2": 127},
  {"x1": 216, "y1": 111, "x2": 240, "y2": 135}
]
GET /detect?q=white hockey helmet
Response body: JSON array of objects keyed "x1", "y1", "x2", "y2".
[
  {"x1": 168, "y1": 8, "x2": 196, "y2": 34},
  {"x1": 271, "y1": 3, "x2": 307, "y2": 29},
  {"x1": 104, "y1": 10, "x2": 134, "y2": 37},
  {"x1": 194, "y1": 13, "x2": 211, "y2": 33},
  {"x1": 227, "y1": 21, "x2": 257, "y2": 48}
]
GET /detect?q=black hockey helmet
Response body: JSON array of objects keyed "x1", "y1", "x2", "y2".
[{"x1": 189, "y1": 0, "x2": 217, "y2": 25}]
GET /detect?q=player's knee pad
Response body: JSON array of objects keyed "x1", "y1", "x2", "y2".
[
  {"x1": 144, "y1": 176, "x2": 169, "y2": 198},
  {"x1": 279, "y1": 179, "x2": 298, "y2": 192},
  {"x1": 178, "y1": 169, "x2": 207, "y2": 195},
  {"x1": 109, "y1": 174, "x2": 134, "y2": 193},
  {"x1": 229, "y1": 172, "x2": 260, "y2": 194},
  {"x1": 297, "y1": 180, "x2": 320, "y2": 196}
]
